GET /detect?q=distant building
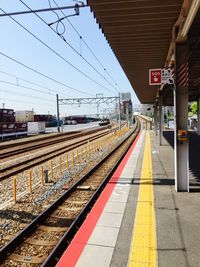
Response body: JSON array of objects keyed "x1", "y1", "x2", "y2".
[{"x1": 140, "y1": 104, "x2": 153, "y2": 117}]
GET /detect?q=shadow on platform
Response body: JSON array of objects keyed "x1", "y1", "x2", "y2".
[
  {"x1": 110, "y1": 178, "x2": 175, "y2": 186},
  {"x1": 163, "y1": 131, "x2": 200, "y2": 191}
]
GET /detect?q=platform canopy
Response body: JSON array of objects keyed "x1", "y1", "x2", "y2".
[{"x1": 87, "y1": 0, "x2": 197, "y2": 104}]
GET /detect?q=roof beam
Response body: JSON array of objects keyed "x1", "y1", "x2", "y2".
[
  {"x1": 96, "y1": 11, "x2": 179, "y2": 22},
  {"x1": 89, "y1": 0, "x2": 182, "y2": 10},
  {"x1": 104, "y1": 24, "x2": 172, "y2": 33},
  {"x1": 95, "y1": 7, "x2": 180, "y2": 17},
  {"x1": 97, "y1": 15, "x2": 178, "y2": 25},
  {"x1": 110, "y1": 37, "x2": 171, "y2": 43},
  {"x1": 102, "y1": 18, "x2": 178, "y2": 28}
]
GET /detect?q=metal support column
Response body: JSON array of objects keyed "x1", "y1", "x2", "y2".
[
  {"x1": 118, "y1": 93, "x2": 121, "y2": 130},
  {"x1": 154, "y1": 104, "x2": 158, "y2": 135},
  {"x1": 159, "y1": 95, "x2": 163, "y2": 145},
  {"x1": 174, "y1": 43, "x2": 189, "y2": 192},
  {"x1": 126, "y1": 103, "x2": 129, "y2": 128},
  {"x1": 56, "y1": 94, "x2": 60, "y2": 133}
]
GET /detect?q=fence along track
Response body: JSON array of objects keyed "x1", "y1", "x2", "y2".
[
  {"x1": 0, "y1": 130, "x2": 111, "y2": 181},
  {"x1": 0, "y1": 121, "x2": 140, "y2": 267}
]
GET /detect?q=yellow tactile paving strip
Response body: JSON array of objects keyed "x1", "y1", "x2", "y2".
[{"x1": 128, "y1": 131, "x2": 157, "y2": 267}]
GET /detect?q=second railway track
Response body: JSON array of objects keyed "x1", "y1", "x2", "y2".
[
  {"x1": 0, "y1": 129, "x2": 112, "y2": 181},
  {"x1": 0, "y1": 126, "x2": 111, "y2": 160}
]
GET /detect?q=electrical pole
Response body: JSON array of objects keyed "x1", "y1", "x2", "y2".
[
  {"x1": 97, "y1": 103, "x2": 100, "y2": 117},
  {"x1": 118, "y1": 92, "x2": 121, "y2": 130},
  {"x1": 56, "y1": 94, "x2": 60, "y2": 133},
  {"x1": 126, "y1": 102, "x2": 129, "y2": 128}
]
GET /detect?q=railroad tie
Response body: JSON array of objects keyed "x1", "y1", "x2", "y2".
[
  {"x1": 9, "y1": 254, "x2": 46, "y2": 264},
  {"x1": 77, "y1": 185, "x2": 91, "y2": 190},
  {"x1": 25, "y1": 237, "x2": 58, "y2": 246},
  {"x1": 38, "y1": 225, "x2": 68, "y2": 232}
]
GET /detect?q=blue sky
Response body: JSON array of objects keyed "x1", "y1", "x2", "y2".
[{"x1": 0, "y1": 0, "x2": 139, "y2": 117}]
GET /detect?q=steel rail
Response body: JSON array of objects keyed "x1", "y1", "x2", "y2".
[
  {"x1": 0, "y1": 127, "x2": 110, "y2": 159},
  {"x1": 0, "y1": 130, "x2": 110, "y2": 181},
  {"x1": 0, "y1": 130, "x2": 81, "y2": 149}
]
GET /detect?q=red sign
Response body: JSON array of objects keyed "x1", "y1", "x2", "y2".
[{"x1": 149, "y1": 69, "x2": 162, "y2": 85}]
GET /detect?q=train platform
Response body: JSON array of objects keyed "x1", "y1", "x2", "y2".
[{"x1": 56, "y1": 130, "x2": 200, "y2": 267}]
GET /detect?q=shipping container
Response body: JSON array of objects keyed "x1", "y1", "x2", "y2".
[
  {"x1": 0, "y1": 108, "x2": 14, "y2": 116},
  {"x1": 64, "y1": 116, "x2": 88, "y2": 124},
  {"x1": 34, "y1": 114, "x2": 55, "y2": 122},
  {"x1": 0, "y1": 123, "x2": 15, "y2": 134},
  {"x1": 34, "y1": 115, "x2": 45, "y2": 122},
  {"x1": 0, "y1": 115, "x2": 15, "y2": 122},
  {"x1": 15, "y1": 110, "x2": 34, "y2": 122},
  {"x1": 46, "y1": 114, "x2": 55, "y2": 121},
  {"x1": 76, "y1": 117, "x2": 87, "y2": 124},
  {"x1": 15, "y1": 122, "x2": 27, "y2": 132},
  {"x1": 45, "y1": 120, "x2": 62, "y2": 127},
  {"x1": 27, "y1": 122, "x2": 45, "y2": 134}
]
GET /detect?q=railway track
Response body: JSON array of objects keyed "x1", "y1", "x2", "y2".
[
  {"x1": 0, "y1": 126, "x2": 111, "y2": 160},
  {"x1": 0, "y1": 121, "x2": 140, "y2": 267},
  {"x1": 0, "y1": 130, "x2": 112, "y2": 181},
  {"x1": 0, "y1": 130, "x2": 80, "y2": 149}
]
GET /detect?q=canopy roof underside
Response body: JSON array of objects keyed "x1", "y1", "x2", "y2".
[{"x1": 87, "y1": 0, "x2": 189, "y2": 104}]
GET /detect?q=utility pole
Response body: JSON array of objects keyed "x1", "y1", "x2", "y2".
[
  {"x1": 118, "y1": 92, "x2": 121, "y2": 130},
  {"x1": 97, "y1": 103, "x2": 100, "y2": 117},
  {"x1": 56, "y1": 94, "x2": 60, "y2": 133},
  {"x1": 126, "y1": 102, "x2": 129, "y2": 128}
]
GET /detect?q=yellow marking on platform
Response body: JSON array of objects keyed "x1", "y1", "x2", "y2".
[{"x1": 128, "y1": 131, "x2": 157, "y2": 267}]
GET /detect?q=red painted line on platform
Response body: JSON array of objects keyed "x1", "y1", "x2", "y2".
[{"x1": 56, "y1": 131, "x2": 142, "y2": 267}]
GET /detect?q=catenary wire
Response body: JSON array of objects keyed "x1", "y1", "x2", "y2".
[
  {"x1": 48, "y1": 0, "x2": 66, "y2": 36},
  {"x1": 0, "y1": 70, "x2": 70, "y2": 98},
  {"x1": 1, "y1": 87, "x2": 56, "y2": 103},
  {"x1": 0, "y1": 79, "x2": 58, "y2": 97},
  {"x1": 53, "y1": 0, "x2": 121, "y2": 90},
  {"x1": 0, "y1": 6, "x2": 115, "y2": 94},
  {"x1": 0, "y1": 95, "x2": 55, "y2": 107},
  {"x1": 0, "y1": 50, "x2": 94, "y2": 97},
  {"x1": 19, "y1": 0, "x2": 119, "y2": 93}
]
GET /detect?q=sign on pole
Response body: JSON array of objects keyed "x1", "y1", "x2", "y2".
[
  {"x1": 161, "y1": 68, "x2": 174, "y2": 84},
  {"x1": 149, "y1": 68, "x2": 174, "y2": 85},
  {"x1": 149, "y1": 69, "x2": 162, "y2": 85}
]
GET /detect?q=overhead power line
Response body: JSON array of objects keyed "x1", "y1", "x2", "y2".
[
  {"x1": 0, "y1": 3, "x2": 87, "y2": 17},
  {"x1": 0, "y1": 86, "x2": 55, "y2": 103},
  {"x1": 0, "y1": 6, "x2": 116, "y2": 94},
  {"x1": 0, "y1": 95, "x2": 55, "y2": 107},
  {"x1": 53, "y1": 0, "x2": 121, "y2": 90},
  {"x1": 0, "y1": 50, "x2": 93, "y2": 96},
  {"x1": 19, "y1": 0, "x2": 119, "y2": 93},
  {"x1": 0, "y1": 70, "x2": 70, "y2": 98},
  {"x1": 0, "y1": 79, "x2": 55, "y2": 97}
]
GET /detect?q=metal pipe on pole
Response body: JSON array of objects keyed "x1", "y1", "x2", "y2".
[
  {"x1": 154, "y1": 104, "x2": 158, "y2": 135},
  {"x1": 126, "y1": 102, "x2": 129, "y2": 128},
  {"x1": 118, "y1": 93, "x2": 121, "y2": 130},
  {"x1": 56, "y1": 94, "x2": 60, "y2": 133},
  {"x1": 197, "y1": 96, "x2": 200, "y2": 135},
  {"x1": 159, "y1": 95, "x2": 163, "y2": 145},
  {"x1": 0, "y1": 4, "x2": 87, "y2": 17}
]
